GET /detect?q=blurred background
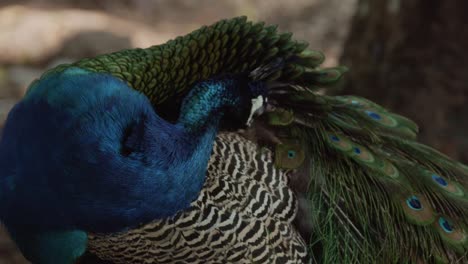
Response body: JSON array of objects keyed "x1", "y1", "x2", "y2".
[{"x1": 0, "y1": 0, "x2": 466, "y2": 263}]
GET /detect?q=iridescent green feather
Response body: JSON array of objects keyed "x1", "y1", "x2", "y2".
[{"x1": 41, "y1": 16, "x2": 321, "y2": 108}]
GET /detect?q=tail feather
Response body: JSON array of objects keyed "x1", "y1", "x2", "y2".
[{"x1": 249, "y1": 50, "x2": 468, "y2": 262}]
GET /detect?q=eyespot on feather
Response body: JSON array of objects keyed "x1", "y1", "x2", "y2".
[
  {"x1": 363, "y1": 110, "x2": 398, "y2": 127},
  {"x1": 275, "y1": 141, "x2": 305, "y2": 169},
  {"x1": 335, "y1": 96, "x2": 382, "y2": 110},
  {"x1": 266, "y1": 109, "x2": 294, "y2": 126},
  {"x1": 327, "y1": 133, "x2": 353, "y2": 152},
  {"x1": 433, "y1": 216, "x2": 467, "y2": 245},
  {"x1": 425, "y1": 171, "x2": 465, "y2": 197},
  {"x1": 379, "y1": 159, "x2": 400, "y2": 179},
  {"x1": 400, "y1": 194, "x2": 435, "y2": 225},
  {"x1": 349, "y1": 144, "x2": 375, "y2": 164},
  {"x1": 406, "y1": 195, "x2": 423, "y2": 211}
]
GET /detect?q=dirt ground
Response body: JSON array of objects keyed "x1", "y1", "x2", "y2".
[{"x1": 0, "y1": 1, "x2": 356, "y2": 263}]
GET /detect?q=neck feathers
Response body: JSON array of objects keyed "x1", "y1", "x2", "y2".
[
  {"x1": 0, "y1": 68, "x2": 255, "y2": 234},
  {"x1": 177, "y1": 78, "x2": 253, "y2": 132}
]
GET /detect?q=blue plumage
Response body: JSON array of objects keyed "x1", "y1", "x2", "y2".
[
  {"x1": 12, "y1": 230, "x2": 87, "y2": 264},
  {"x1": 0, "y1": 67, "x2": 253, "y2": 263},
  {"x1": 2, "y1": 67, "x2": 200, "y2": 232}
]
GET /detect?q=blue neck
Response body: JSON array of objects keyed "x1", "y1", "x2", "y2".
[
  {"x1": 0, "y1": 68, "x2": 250, "y2": 235},
  {"x1": 177, "y1": 79, "x2": 244, "y2": 131}
]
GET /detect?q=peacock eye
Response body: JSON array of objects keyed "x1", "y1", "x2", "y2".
[
  {"x1": 365, "y1": 110, "x2": 382, "y2": 120},
  {"x1": 438, "y1": 217, "x2": 454, "y2": 233},
  {"x1": 330, "y1": 135, "x2": 340, "y2": 142},
  {"x1": 287, "y1": 150, "x2": 296, "y2": 159},
  {"x1": 406, "y1": 195, "x2": 423, "y2": 211},
  {"x1": 353, "y1": 147, "x2": 361, "y2": 154},
  {"x1": 431, "y1": 174, "x2": 448, "y2": 187}
]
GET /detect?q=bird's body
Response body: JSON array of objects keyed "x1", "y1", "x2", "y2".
[
  {"x1": 0, "y1": 17, "x2": 467, "y2": 263},
  {"x1": 88, "y1": 133, "x2": 307, "y2": 264}
]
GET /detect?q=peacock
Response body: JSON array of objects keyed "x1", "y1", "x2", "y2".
[{"x1": 0, "y1": 17, "x2": 466, "y2": 264}]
